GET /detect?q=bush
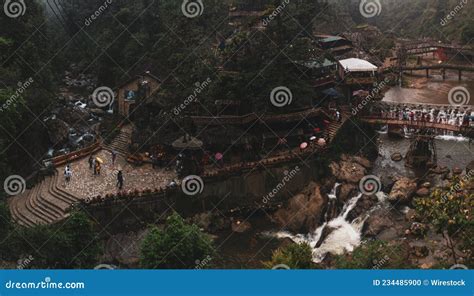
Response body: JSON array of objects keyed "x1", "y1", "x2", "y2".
[
  {"x1": 140, "y1": 213, "x2": 215, "y2": 269},
  {"x1": 334, "y1": 240, "x2": 411, "y2": 269},
  {"x1": 264, "y1": 243, "x2": 314, "y2": 269},
  {"x1": 5, "y1": 211, "x2": 101, "y2": 268},
  {"x1": 414, "y1": 177, "x2": 473, "y2": 235}
]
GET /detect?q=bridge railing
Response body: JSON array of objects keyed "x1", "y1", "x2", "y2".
[{"x1": 360, "y1": 116, "x2": 472, "y2": 132}]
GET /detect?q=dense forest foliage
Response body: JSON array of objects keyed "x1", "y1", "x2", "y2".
[{"x1": 1, "y1": 0, "x2": 473, "y2": 180}]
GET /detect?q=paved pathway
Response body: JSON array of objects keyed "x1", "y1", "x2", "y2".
[{"x1": 60, "y1": 150, "x2": 176, "y2": 199}]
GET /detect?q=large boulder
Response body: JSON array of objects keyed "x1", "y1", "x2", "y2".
[
  {"x1": 391, "y1": 152, "x2": 403, "y2": 162},
  {"x1": 330, "y1": 158, "x2": 367, "y2": 184},
  {"x1": 415, "y1": 187, "x2": 430, "y2": 197},
  {"x1": 338, "y1": 183, "x2": 358, "y2": 204},
  {"x1": 388, "y1": 177, "x2": 417, "y2": 204},
  {"x1": 58, "y1": 106, "x2": 91, "y2": 125},
  {"x1": 346, "y1": 194, "x2": 378, "y2": 222},
  {"x1": 363, "y1": 208, "x2": 395, "y2": 237},
  {"x1": 274, "y1": 182, "x2": 327, "y2": 233},
  {"x1": 467, "y1": 161, "x2": 474, "y2": 175},
  {"x1": 46, "y1": 118, "x2": 70, "y2": 145}
]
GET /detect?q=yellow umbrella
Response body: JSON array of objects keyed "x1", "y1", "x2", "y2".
[{"x1": 95, "y1": 157, "x2": 104, "y2": 164}]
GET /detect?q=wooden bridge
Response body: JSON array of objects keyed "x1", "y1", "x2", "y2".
[
  {"x1": 191, "y1": 108, "x2": 332, "y2": 126},
  {"x1": 383, "y1": 62, "x2": 474, "y2": 80},
  {"x1": 401, "y1": 42, "x2": 474, "y2": 57},
  {"x1": 361, "y1": 117, "x2": 473, "y2": 135}
]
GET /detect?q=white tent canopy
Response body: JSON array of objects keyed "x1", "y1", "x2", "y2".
[{"x1": 338, "y1": 58, "x2": 378, "y2": 72}]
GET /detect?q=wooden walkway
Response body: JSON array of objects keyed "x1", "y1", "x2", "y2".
[
  {"x1": 361, "y1": 117, "x2": 473, "y2": 133},
  {"x1": 9, "y1": 111, "x2": 351, "y2": 227},
  {"x1": 191, "y1": 108, "x2": 332, "y2": 126}
]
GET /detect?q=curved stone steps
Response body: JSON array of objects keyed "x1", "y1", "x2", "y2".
[
  {"x1": 25, "y1": 180, "x2": 56, "y2": 224},
  {"x1": 11, "y1": 190, "x2": 46, "y2": 226},
  {"x1": 8, "y1": 193, "x2": 35, "y2": 227},
  {"x1": 35, "y1": 177, "x2": 67, "y2": 219},
  {"x1": 51, "y1": 170, "x2": 81, "y2": 206},
  {"x1": 8, "y1": 170, "x2": 82, "y2": 227}
]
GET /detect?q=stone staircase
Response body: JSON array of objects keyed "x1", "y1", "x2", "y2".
[
  {"x1": 8, "y1": 170, "x2": 81, "y2": 227},
  {"x1": 327, "y1": 110, "x2": 350, "y2": 141},
  {"x1": 106, "y1": 124, "x2": 132, "y2": 156}
]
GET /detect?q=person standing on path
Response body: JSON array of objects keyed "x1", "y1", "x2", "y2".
[
  {"x1": 111, "y1": 150, "x2": 117, "y2": 166},
  {"x1": 88, "y1": 154, "x2": 94, "y2": 169},
  {"x1": 92, "y1": 157, "x2": 97, "y2": 175},
  {"x1": 64, "y1": 164, "x2": 72, "y2": 183},
  {"x1": 117, "y1": 170, "x2": 124, "y2": 190}
]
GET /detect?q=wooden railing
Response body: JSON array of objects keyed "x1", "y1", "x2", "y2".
[
  {"x1": 44, "y1": 141, "x2": 102, "y2": 167},
  {"x1": 360, "y1": 117, "x2": 473, "y2": 133},
  {"x1": 191, "y1": 108, "x2": 332, "y2": 126}
]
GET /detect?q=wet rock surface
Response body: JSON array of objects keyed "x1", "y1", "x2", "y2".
[
  {"x1": 388, "y1": 177, "x2": 417, "y2": 204},
  {"x1": 330, "y1": 155, "x2": 368, "y2": 184},
  {"x1": 274, "y1": 182, "x2": 327, "y2": 233}
]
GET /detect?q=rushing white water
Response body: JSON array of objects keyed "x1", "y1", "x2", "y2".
[
  {"x1": 328, "y1": 183, "x2": 341, "y2": 200},
  {"x1": 435, "y1": 135, "x2": 469, "y2": 142},
  {"x1": 269, "y1": 183, "x2": 386, "y2": 263}
]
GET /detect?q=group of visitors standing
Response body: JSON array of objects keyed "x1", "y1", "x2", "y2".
[
  {"x1": 379, "y1": 107, "x2": 472, "y2": 127},
  {"x1": 86, "y1": 150, "x2": 124, "y2": 189}
]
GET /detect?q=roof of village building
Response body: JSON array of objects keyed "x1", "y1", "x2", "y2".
[
  {"x1": 319, "y1": 36, "x2": 345, "y2": 43},
  {"x1": 338, "y1": 58, "x2": 378, "y2": 72},
  {"x1": 115, "y1": 71, "x2": 161, "y2": 90},
  {"x1": 298, "y1": 58, "x2": 337, "y2": 69}
]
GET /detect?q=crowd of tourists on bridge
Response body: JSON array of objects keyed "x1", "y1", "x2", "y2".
[{"x1": 377, "y1": 106, "x2": 473, "y2": 127}]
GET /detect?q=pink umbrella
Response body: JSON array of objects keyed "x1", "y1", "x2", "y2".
[
  {"x1": 215, "y1": 153, "x2": 223, "y2": 160},
  {"x1": 300, "y1": 142, "x2": 308, "y2": 150}
]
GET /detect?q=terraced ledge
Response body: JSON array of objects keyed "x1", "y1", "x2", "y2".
[{"x1": 8, "y1": 169, "x2": 81, "y2": 227}]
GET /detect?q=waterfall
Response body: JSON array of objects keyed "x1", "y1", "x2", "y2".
[{"x1": 269, "y1": 183, "x2": 383, "y2": 263}]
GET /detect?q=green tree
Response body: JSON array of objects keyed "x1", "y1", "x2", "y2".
[
  {"x1": 414, "y1": 177, "x2": 473, "y2": 264},
  {"x1": 140, "y1": 213, "x2": 215, "y2": 269},
  {"x1": 264, "y1": 243, "x2": 314, "y2": 269},
  {"x1": 7, "y1": 211, "x2": 101, "y2": 268},
  {"x1": 334, "y1": 240, "x2": 411, "y2": 269}
]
